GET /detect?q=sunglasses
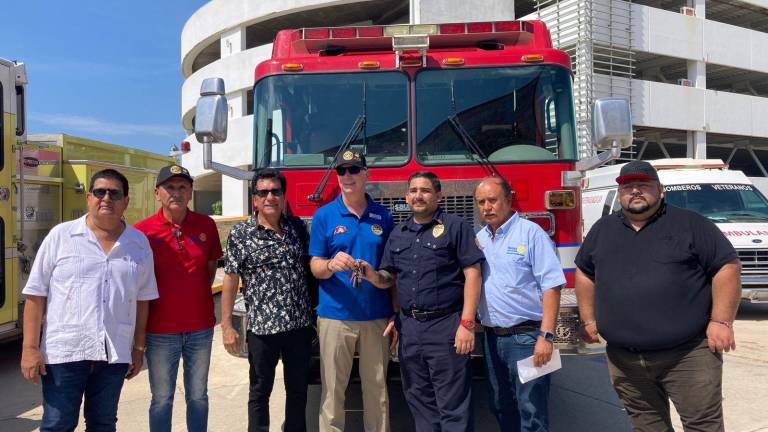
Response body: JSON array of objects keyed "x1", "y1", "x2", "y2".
[
  {"x1": 335, "y1": 166, "x2": 363, "y2": 176},
  {"x1": 172, "y1": 226, "x2": 183, "y2": 251},
  {"x1": 253, "y1": 188, "x2": 283, "y2": 198},
  {"x1": 91, "y1": 188, "x2": 125, "y2": 200}
]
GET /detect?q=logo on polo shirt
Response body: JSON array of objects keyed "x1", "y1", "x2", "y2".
[
  {"x1": 507, "y1": 244, "x2": 526, "y2": 255},
  {"x1": 371, "y1": 224, "x2": 383, "y2": 235},
  {"x1": 368, "y1": 212, "x2": 382, "y2": 220},
  {"x1": 333, "y1": 225, "x2": 348, "y2": 235},
  {"x1": 199, "y1": 233, "x2": 207, "y2": 242}
]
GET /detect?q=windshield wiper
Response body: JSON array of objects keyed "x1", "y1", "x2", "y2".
[
  {"x1": 308, "y1": 114, "x2": 366, "y2": 201},
  {"x1": 447, "y1": 80, "x2": 502, "y2": 179}
]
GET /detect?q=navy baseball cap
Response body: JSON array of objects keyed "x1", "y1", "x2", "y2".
[
  {"x1": 616, "y1": 161, "x2": 659, "y2": 184},
  {"x1": 334, "y1": 150, "x2": 367, "y2": 168},
  {"x1": 156, "y1": 164, "x2": 193, "y2": 187}
]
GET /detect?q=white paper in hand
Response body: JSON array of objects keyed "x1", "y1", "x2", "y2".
[{"x1": 517, "y1": 349, "x2": 562, "y2": 384}]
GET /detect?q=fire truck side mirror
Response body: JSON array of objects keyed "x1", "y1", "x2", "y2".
[
  {"x1": 592, "y1": 97, "x2": 632, "y2": 150},
  {"x1": 195, "y1": 78, "x2": 228, "y2": 144}
]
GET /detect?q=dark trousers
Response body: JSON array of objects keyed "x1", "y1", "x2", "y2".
[
  {"x1": 399, "y1": 313, "x2": 473, "y2": 432},
  {"x1": 606, "y1": 338, "x2": 724, "y2": 432},
  {"x1": 40, "y1": 361, "x2": 129, "y2": 432},
  {"x1": 246, "y1": 326, "x2": 314, "y2": 432}
]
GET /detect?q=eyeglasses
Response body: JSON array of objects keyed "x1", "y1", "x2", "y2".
[
  {"x1": 91, "y1": 188, "x2": 125, "y2": 200},
  {"x1": 335, "y1": 166, "x2": 363, "y2": 176},
  {"x1": 253, "y1": 188, "x2": 283, "y2": 198},
  {"x1": 172, "y1": 226, "x2": 183, "y2": 251}
]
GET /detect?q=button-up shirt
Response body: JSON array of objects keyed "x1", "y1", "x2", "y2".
[
  {"x1": 381, "y1": 209, "x2": 484, "y2": 311},
  {"x1": 22, "y1": 216, "x2": 159, "y2": 365},
  {"x1": 477, "y1": 212, "x2": 565, "y2": 327},
  {"x1": 225, "y1": 215, "x2": 312, "y2": 335}
]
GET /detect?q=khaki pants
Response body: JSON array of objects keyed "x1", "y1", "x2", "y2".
[
  {"x1": 607, "y1": 338, "x2": 724, "y2": 432},
  {"x1": 317, "y1": 317, "x2": 390, "y2": 432}
]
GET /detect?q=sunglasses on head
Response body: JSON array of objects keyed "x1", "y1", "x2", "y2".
[
  {"x1": 335, "y1": 166, "x2": 363, "y2": 176},
  {"x1": 91, "y1": 188, "x2": 125, "y2": 200},
  {"x1": 253, "y1": 188, "x2": 284, "y2": 198}
]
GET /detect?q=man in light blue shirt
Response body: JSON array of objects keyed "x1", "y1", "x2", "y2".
[{"x1": 475, "y1": 177, "x2": 564, "y2": 432}]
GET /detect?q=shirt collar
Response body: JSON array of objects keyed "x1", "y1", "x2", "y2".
[
  {"x1": 404, "y1": 207, "x2": 445, "y2": 231},
  {"x1": 335, "y1": 193, "x2": 374, "y2": 217},
  {"x1": 249, "y1": 213, "x2": 290, "y2": 232},
  {"x1": 73, "y1": 215, "x2": 141, "y2": 247},
  {"x1": 482, "y1": 212, "x2": 518, "y2": 237}
]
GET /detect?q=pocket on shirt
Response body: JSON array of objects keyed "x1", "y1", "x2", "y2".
[{"x1": 651, "y1": 236, "x2": 694, "y2": 264}]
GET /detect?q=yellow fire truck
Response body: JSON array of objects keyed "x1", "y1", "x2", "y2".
[{"x1": 0, "y1": 58, "x2": 173, "y2": 341}]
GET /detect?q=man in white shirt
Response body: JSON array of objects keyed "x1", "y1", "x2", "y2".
[{"x1": 20, "y1": 168, "x2": 159, "y2": 432}]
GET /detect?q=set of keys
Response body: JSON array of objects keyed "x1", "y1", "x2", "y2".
[{"x1": 350, "y1": 260, "x2": 363, "y2": 289}]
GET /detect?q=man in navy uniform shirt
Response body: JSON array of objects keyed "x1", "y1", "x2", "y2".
[{"x1": 361, "y1": 171, "x2": 483, "y2": 432}]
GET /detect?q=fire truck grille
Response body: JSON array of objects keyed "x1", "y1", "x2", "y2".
[
  {"x1": 737, "y1": 249, "x2": 768, "y2": 274},
  {"x1": 378, "y1": 195, "x2": 478, "y2": 226}
]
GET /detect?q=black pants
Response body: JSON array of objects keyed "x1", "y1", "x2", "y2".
[{"x1": 246, "y1": 326, "x2": 314, "y2": 432}]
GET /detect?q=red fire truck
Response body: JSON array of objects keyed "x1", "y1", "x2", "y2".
[{"x1": 194, "y1": 20, "x2": 632, "y2": 355}]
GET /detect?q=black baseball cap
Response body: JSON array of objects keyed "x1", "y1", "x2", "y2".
[
  {"x1": 334, "y1": 150, "x2": 367, "y2": 168},
  {"x1": 156, "y1": 164, "x2": 193, "y2": 187},
  {"x1": 615, "y1": 160, "x2": 659, "y2": 184}
]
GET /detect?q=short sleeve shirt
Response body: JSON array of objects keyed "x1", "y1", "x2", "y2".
[
  {"x1": 380, "y1": 209, "x2": 484, "y2": 311},
  {"x1": 225, "y1": 215, "x2": 312, "y2": 335},
  {"x1": 575, "y1": 202, "x2": 737, "y2": 350},
  {"x1": 135, "y1": 209, "x2": 223, "y2": 334},
  {"x1": 22, "y1": 216, "x2": 159, "y2": 365},
  {"x1": 477, "y1": 213, "x2": 566, "y2": 327},
  {"x1": 309, "y1": 194, "x2": 394, "y2": 321}
]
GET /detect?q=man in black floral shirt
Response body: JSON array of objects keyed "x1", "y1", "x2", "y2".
[{"x1": 220, "y1": 168, "x2": 314, "y2": 432}]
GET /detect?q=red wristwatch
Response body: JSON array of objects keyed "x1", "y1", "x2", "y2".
[{"x1": 460, "y1": 319, "x2": 477, "y2": 330}]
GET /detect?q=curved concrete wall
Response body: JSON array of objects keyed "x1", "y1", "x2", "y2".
[
  {"x1": 181, "y1": 0, "x2": 383, "y2": 77},
  {"x1": 181, "y1": 44, "x2": 272, "y2": 130}
]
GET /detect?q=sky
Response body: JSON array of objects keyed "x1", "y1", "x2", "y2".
[{"x1": 2, "y1": 0, "x2": 209, "y2": 155}]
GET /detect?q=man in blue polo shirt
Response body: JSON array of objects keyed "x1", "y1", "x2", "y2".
[
  {"x1": 474, "y1": 176, "x2": 564, "y2": 432},
  {"x1": 309, "y1": 150, "x2": 395, "y2": 432}
]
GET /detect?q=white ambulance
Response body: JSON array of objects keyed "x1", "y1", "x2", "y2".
[{"x1": 582, "y1": 158, "x2": 768, "y2": 303}]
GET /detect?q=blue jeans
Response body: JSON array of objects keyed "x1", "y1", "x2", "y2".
[
  {"x1": 41, "y1": 360, "x2": 129, "y2": 432},
  {"x1": 483, "y1": 328, "x2": 550, "y2": 432},
  {"x1": 145, "y1": 327, "x2": 214, "y2": 432}
]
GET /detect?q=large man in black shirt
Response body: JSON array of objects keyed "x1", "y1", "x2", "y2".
[{"x1": 575, "y1": 160, "x2": 741, "y2": 432}]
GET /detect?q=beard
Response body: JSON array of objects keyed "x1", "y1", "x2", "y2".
[{"x1": 625, "y1": 200, "x2": 651, "y2": 214}]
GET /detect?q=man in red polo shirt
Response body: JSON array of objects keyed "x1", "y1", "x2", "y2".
[{"x1": 135, "y1": 164, "x2": 222, "y2": 432}]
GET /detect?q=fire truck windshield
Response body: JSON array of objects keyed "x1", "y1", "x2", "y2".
[
  {"x1": 254, "y1": 71, "x2": 409, "y2": 168},
  {"x1": 415, "y1": 65, "x2": 577, "y2": 164}
]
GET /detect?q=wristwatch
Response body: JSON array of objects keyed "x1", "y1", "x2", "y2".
[
  {"x1": 460, "y1": 319, "x2": 477, "y2": 330},
  {"x1": 538, "y1": 330, "x2": 555, "y2": 342}
]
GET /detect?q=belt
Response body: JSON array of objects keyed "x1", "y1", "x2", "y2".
[
  {"x1": 401, "y1": 307, "x2": 461, "y2": 322},
  {"x1": 488, "y1": 320, "x2": 541, "y2": 336}
]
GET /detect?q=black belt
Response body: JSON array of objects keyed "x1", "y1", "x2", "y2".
[
  {"x1": 401, "y1": 307, "x2": 461, "y2": 322},
  {"x1": 487, "y1": 320, "x2": 541, "y2": 336}
]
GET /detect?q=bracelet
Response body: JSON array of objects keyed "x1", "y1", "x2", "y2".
[
  {"x1": 581, "y1": 320, "x2": 596, "y2": 327},
  {"x1": 709, "y1": 319, "x2": 732, "y2": 328},
  {"x1": 133, "y1": 345, "x2": 147, "y2": 352}
]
